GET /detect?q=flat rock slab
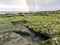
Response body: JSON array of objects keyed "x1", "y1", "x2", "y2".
[{"x1": 0, "y1": 32, "x2": 40, "y2": 45}]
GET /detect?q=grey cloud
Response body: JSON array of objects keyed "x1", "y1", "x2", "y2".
[{"x1": 0, "y1": 0, "x2": 60, "y2": 11}]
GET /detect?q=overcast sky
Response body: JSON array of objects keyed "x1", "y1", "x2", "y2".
[{"x1": 0, "y1": 0, "x2": 60, "y2": 11}]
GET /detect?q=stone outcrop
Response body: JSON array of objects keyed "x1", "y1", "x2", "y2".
[{"x1": 0, "y1": 26, "x2": 51, "y2": 45}]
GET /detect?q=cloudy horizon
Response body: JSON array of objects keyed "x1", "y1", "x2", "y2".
[{"x1": 0, "y1": 0, "x2": 60, "y2": 12}]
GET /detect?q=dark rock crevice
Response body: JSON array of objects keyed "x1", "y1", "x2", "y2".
[
  {"x1": 25, "y1": 26, "x2": 51, "y2": 40},
  {"x1": 13, "y1": 31, "x2": 30, "y2": 36},
  {"x1": 13, "y1": 26, "x2": 52, "y2": 41}
]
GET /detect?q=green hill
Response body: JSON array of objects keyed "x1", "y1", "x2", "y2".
[{"x1": 0, "y1": 11, "x2": 60, "y2": 45}]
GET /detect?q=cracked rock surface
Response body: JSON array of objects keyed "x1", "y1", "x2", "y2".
[
  {"x1": 0, "y1": 32, "x2": 40, "y2": 45},
  {"x1": 0, "y1": 26, "x2": 51, "y2": 45}
]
